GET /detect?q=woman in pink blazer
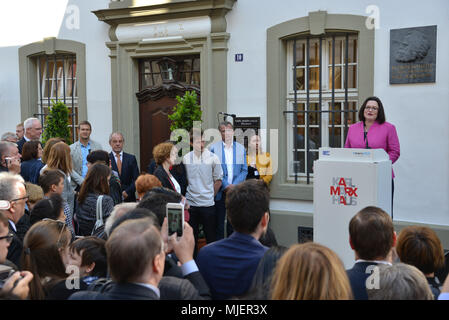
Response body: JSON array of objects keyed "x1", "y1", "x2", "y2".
[{"x1": 344, "y1": 96, "x2": 400, "y2": 216}]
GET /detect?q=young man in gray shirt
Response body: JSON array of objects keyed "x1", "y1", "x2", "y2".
[{"x1": 183, "y1": 131, "x2": 223, "y2": 252}]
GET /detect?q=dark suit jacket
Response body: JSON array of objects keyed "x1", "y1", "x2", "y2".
[
  {"x1": 159, "y1": 272, "x2": 211, "y2": 300},
  {"x1": 346, "y1": 261, "x2": 379, "y2": 300},
  {"x1": 154, "y1": 165, "x2": 176, "y2": 192},
  {"x1": 196, "y1": 232, "x2": 268, "y2": 300},
  {"x1": 17, "y1": 137, "x2": 26, "y2": 154},
  {"x1": 20, "y1": 158, "x2": 45, "y2": 184},
  {"x1": 153, "y1": 164, "x2": 187, "y2": 196},
  {"x1": 6, "y1": 221, "x2": 23, "y2": 269},
  {"x1": 109, "y1": 152, "x2": 139, "y2": 202},
  {"x1": 69, "y1": 282, "x2": 159, "y2": 300},
  {"x1": 45, "y1": 279, "x2": 88, "y2": 300}
]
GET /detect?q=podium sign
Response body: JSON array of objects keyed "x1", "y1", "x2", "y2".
[{"x1": 313, "y1": 147, "x2": 392, "y2": 268}]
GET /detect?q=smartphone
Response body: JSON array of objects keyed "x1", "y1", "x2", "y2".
[
  {"x1": 4, "y1": 157, "x2": 12, "y2": 167},
  {"x1": 166, "y1": 202, "x2": 184, "y2": 237}
]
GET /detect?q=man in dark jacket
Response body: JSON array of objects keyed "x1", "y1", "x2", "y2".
[
  {"x1": 108, "y1": 132, "x2": 139, "y2": 202},
  {"x1": 17, "y1": 118, "x2": 42, "y2": 155},
  {"x1": 346, "y1": 206, "x2": 397, "y2": 300}
]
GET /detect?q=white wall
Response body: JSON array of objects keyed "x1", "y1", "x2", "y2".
[
  {"x1": 58, "y1": 0, "x2": 112, "y2": 149},
  {"x1": 226, "y1": 0, "x2": 449, "y2": 225},
  {"x1": 0, "y1": 0, "x2": 112, "y2": 149}
]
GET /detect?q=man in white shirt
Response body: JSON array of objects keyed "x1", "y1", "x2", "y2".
[
  {"x1": 183, "y1": 131, "x2": 223, "y2": 250},
  {"x1": 209, "y1": 122, "x2": 247, "y2": 239}
]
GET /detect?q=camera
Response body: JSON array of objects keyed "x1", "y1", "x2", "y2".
[{"x1": 0, "y1": 265, "x2": 22, "y2": 290}]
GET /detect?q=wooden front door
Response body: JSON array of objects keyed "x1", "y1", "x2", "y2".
[
  {"x1": 138, "y1": 95, "x2": 175, "y2": 171},
  {"x1": 137, "y1": 55, "x2": 201, "y2": 171}
]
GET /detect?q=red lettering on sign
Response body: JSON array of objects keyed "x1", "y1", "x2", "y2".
[
  {"x1": 340, "y1": 196, "x2": 347, "y2": 205},
  {"x1": 338, "y1": 178, "x2": 346, "y2": 187},
  {"x1": 330, "y1": 186, "x2": 340, "y2": 196}
]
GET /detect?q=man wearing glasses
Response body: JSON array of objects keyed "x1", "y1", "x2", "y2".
[
  {"x1": 0, "y1": 211, "x2": 34, "y2": 299},
  {"x1": 0, "y1": 172, "x2": 28, "y2": 268}
]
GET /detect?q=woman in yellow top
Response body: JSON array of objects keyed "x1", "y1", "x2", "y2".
[{"x1": 246, "y1": 134, "x2": 273, "y2": 186}]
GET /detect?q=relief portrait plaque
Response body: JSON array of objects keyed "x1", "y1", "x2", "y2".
[{"x1": 390, "y1": 25, "x2": 437, "y2": 84}]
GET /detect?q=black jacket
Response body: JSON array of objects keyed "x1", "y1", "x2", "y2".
[
  {"x1": 75, "y1": 193, "x2": 114, "y2": 236},
  {"x1": 109, "y1": 152, "x2": 139, "y2": 202},
  {"x1": 153, "y1": 164, "x2": 187, "y2": 196},
  {"x1": 346, "y1": 261, "x2": 379, "y2": 300},
  {"x1": 69, "y1": 282, "x2": 159, "y2": 300},
  {"x1": 6, "y1": 221, "x2": 23, "y2": 269}
]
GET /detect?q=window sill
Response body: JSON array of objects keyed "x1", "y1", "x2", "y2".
[{"x1": 270, "y1": 182, "x2": 313, "y2": 201}]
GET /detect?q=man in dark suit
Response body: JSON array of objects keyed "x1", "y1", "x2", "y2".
[
  {"x1": 108, "y1": 132, "x2": 139, "y2": 202},
  {"x1": 346, "y1": 206, "x2": 397, "y2": 300},
  {"x1": 0, "y1": 172, "x2": 28, "y2": 268},
  {"x1": 70, "y1": 218, "x2": 164, "y2": 300},
  {"x1": 196, "y1": 179, "x2": 269, "y2": 300},
  {"x1": 17, "y1": 118, "x2": 42, "y2": 154}
]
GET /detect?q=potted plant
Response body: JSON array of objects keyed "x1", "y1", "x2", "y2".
[{"x1": 42, "y1": 100, "x2": 73, "y2": 145}]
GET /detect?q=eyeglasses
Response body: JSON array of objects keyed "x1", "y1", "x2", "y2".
[
  {"x1": 365, "y1": 106, "x2": 379, "y2": 111},
  {"x1": 42, "y1": 218, "x2": 67, "y2": 247},
  {"x1": 0, "y1": 233, "x2": 14, "y2": 243},
  {"x1": 10, "y1": 195, "x2": 29, "y2": 203}
]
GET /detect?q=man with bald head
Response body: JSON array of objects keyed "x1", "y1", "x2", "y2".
[
  {"x1": 109, "y1": 132, "x2": 139, "y2": 202},
  {"x1": 17, "y1": 118, "x2": 42, "y2": 154}
]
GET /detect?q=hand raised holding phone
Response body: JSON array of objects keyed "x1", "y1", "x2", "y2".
[{"x1": 168, "y1": 222, "x2": 195, "y2": 265}]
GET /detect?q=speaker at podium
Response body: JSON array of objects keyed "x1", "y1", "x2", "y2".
[{"x1": 313, "y1": 147, "x2": 392, "y2": 269}]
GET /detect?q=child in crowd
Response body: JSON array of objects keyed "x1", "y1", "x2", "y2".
[{"x1": 67, "y1": 236, "x2": 107, "y2": 286}]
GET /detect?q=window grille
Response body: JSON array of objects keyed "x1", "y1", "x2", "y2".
[
  {"x1": 284, "y1": 33, "x2": 359, "y2": 184},
  {"x1": 36, "y1": 54, "x2": 78, "y2": 142}
]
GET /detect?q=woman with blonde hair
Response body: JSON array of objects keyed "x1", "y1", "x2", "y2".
[
  {"x1": 41, "y1": 137, "x2": 64, "y2": 164},
  {"x1": 271, "y1": 242, "x2": 353, "y2": 300},
  {"x1": 40, "y1": 141, "x2": 75, "y2": 234},
  {"x1": 246, "y1": 134, "x2": 273, "y2": 186}
]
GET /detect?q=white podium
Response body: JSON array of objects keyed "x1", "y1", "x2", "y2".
[{"x1": 313, "y1": 147, "x2": 392, "y2": 269}]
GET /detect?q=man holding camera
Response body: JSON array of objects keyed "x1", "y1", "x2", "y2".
[{"x1": 0, "y1": 211, "x2": 33, "y2": 299}]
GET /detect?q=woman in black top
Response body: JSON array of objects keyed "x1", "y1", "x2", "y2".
[{"x1": 152, "y1": 142, "x2": 187, "y2": 195}]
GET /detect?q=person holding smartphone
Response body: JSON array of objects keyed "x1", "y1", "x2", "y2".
[{"x1": 0, "y1": 141, "x2": 21, "y2": 174}]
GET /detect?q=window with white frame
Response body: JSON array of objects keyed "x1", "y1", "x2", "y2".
[
  {"x1": 285, "y1": 33, "x2": 359, "y2": 183},
  {"x1": 36, "y1": 54, "x2": 79, "y2": 142}
]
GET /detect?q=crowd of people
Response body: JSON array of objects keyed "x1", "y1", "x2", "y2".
[{"x1": 0, "y1": 115, "x2": 447, "y2": 301}]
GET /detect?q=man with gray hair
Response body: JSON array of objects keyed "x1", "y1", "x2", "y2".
[
  {"x1": 0, "y1": 172, "x2": 27, "y2": 267},
  {"x1": 104, "y1": 202, "x2": 138, "y2": 237},
  {"x1": 367, "y1": 263, "x2": 434, "y2": 300},
  {"x1": 0, "y1": 141, "x2": 21, "y2": 174},
  {"x1": 17, "y1": 117, "x2": 42, "y2": 154},
  {"x1": 1, "y1": 132, "x2": 17, "y2": 143},
  {"x1": 108, "y1": 132, "x2": 139, "y2": 202}
]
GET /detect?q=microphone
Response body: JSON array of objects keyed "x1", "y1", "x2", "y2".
[{"x1": 218, "y1": 112, "x2": 236, "y2": 118}]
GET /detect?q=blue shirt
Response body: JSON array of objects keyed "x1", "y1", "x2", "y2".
[
  {"x1": 80, "y1": 141, "x2": 91, "y2": 177},
  {"x1": 196, "y1": 232, "x2": 268, "y2": 300}
]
